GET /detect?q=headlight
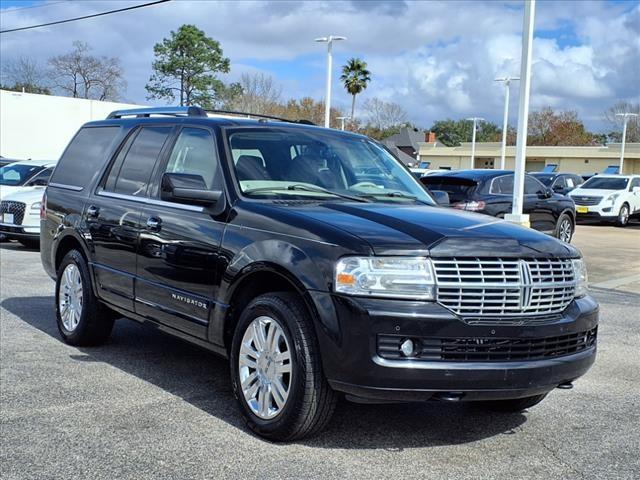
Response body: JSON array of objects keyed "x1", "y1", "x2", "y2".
[
  {"x1": 30, "y1": 202, "x2": 41, "y2": 211},
  {"x1": 572, "y1": 258, "x2": 588, "y2": 298},
  {"x1": 606, "y1": 193, "x2": 620, "y2": 203},
  {"x1": 335, "y1": 256, "x2": 436, "y2": 300}
]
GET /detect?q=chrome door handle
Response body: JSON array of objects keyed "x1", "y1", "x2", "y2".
[{"x1": 146, "y1": 216, "x2": 162, "y2": 232}]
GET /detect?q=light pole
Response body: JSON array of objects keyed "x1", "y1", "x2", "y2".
[
  {"x1": 506, "y1": 0, "x2": 535, "y2": 228},
  {"x1": 615, "y1": 112, "x2": 638, "y2": 174},
  {"x1": 337, "y1": 116, "x2": 350, "y2": 131},
  {"x1": 315, "y1": 35, "x2": 346, "y2": 128},
  {"x1": 495, "y1": 76, "x2": 520, "y2": 170},
  {"x1": 466, "y1": 117, "x2": 484, "y2": 169}
]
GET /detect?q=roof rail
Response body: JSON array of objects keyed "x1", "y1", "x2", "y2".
[
  {"x1": 205, "y1": 109, "x2": 315, "y2": 126},
  {"x1": 106, "y1": 106, "x2": 208, "y2": 119}
]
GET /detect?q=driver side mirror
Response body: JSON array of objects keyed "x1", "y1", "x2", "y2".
[
  {"x1": 161, "y1": 173, "x2": 222, "y2": 206},
  {"x1": 539, "y1": 187, "x2": 553, "y2": 198}
]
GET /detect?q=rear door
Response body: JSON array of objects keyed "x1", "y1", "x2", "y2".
[
  {"x1": 88, "y1": 125, "x2": 173, "y2": 311},
  {"x1": 135, "y1": 126, "x2": 227, "y2": 339}
]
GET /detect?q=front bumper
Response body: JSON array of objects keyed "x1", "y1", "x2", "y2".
[
  {"x1": 311, "y1": 292, "x2": 599, "y2": 402},
  {"x1": 0, "y1": 223, "x2": 39, "y2": 240},
  {"x1": 573, "y1": 202, "x2": 617, "y2": 219}
]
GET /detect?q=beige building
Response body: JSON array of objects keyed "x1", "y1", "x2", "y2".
[{"x1": 417, "y1": 141, "x2": 640, "y2": 175}]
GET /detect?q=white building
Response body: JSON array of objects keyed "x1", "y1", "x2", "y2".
[{"x1": 0, "y1": 90, "x2": 144, "y2": 160}]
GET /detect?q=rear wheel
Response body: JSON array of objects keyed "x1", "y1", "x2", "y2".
[
  {"x1": 555, "y1": 213, "x2": 574, "y2": 243},
  {"x1": 476, "y1": 393, "x2": 548, "y2": 412},
  {"x1": 616, "y1": 203, "x2": 630, "y2": 227},
  {"x1": 230, "y1": 292, "x2": 337, "y2": 441},
  {"x1": 55, "y1": 249, "x2": 115, "y2": 346}
]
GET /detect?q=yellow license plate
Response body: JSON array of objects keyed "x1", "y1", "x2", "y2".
[{"x1": 576, "y1": 206, "x2": 589, "y2": 213}]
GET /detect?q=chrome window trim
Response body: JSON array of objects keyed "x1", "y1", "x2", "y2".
[
  {"x1": 96, "y1": 189, "x2": 204, "y2": 212},
  {"x1": 48, "y1": 182, "x2": 84, "y2": 192}
]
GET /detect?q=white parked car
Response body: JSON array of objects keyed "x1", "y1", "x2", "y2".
[
  {"x1": 0, "y1": 183, "x2": 47, "y2": 248},
  {"x1": 0, "y1": 159, "x2": 57, "y2": 200},
  {"x1": 569, "y1": 174, "x2": 640, "y2": 226}
]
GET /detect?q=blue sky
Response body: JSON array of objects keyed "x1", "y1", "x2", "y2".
[{"x1": 1, "y1": 0, "x2": 639, "y2": 132}]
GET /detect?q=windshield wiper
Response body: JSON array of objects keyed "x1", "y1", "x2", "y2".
[
  {"x1": 357, "y1": 191, "x2": 431, "y2": 204},
  {"x1": 243, "y1": 184, "x2": 371, "y2": 203}
]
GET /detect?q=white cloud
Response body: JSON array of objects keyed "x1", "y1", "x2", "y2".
[{"x1": 1, "y1": 0, "x2": 638, "y2": 131}]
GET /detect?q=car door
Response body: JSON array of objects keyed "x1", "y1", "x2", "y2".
[
  {"x1": 88, "y1": 125, "x2": 173, "y2": 311},
  {"x1": 551, "y1": 176, "x2": 568, "y2": 195},
  {"x1": 629, "y1": 177, "x2": 640, "y2": 213},
  {"x1": 524, "y1": 175, "x2": 556, "y2": 232},
  {"x1": 135, "y1": 126, "x2": 227, "y2": 339}
]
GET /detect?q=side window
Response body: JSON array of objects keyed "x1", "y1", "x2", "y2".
[
  {"x1": 27, "y1": 167, "x2": 53, "y2": 186},
  {"x1": 104, "y1": 126, "x2": 171, "y2": 197},
  {"x1": 490, "y1": 175, "x2": 514, "y2": 194},
  {"x1": 164, "y1": 128, "x2": 219, "y2": 189},
  {"x1": 50, "y1": 126, "x2": 120, "y2": 189},
  {"x1": 525, "y1": 176, "x2": 544, "y2": 194},
  {"x1": 630, "y1": 178, "x2": 640, "y2": 189}
]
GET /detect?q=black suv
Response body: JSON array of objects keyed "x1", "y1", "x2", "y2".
[
  {"x1": 421, "y1": 170, "x2": 577, "y2": 243},
  {"x1": 41, "y1": 107, "x2": 598, "y2": 441}
]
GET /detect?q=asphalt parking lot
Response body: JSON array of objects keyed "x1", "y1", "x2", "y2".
[{"x1": 1, "y1": 224, "x2": 639, "y2": 480}]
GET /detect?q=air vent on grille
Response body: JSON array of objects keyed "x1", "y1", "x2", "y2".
[
  {"x1": 432, "y1": 257, "x2": 576, "y2": 317},
  {"x1": 378, "y1": 328, "x2": 597, "y2": 362},
  {"x1": 0, "y1": 201, "x2": 26, "y2": 225}
]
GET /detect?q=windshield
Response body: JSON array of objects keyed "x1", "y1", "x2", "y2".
[
  {"x1": 580, "y1": 177, "x2": 629, "y2": 190},
  {"x1": 226, "y1": 128, "x2": 435, "y2": 204},
  {"x1": 0, "y1": 164, "x2": 44, "y2": 186},
  {"x1": 531, "y1": 174, "x2": 553, "y2": 186}
]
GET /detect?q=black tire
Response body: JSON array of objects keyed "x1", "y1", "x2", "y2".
[
  {"x1": 616, "y1": 203, "x2": 630, "y2": 227},
  {"x1": 55, "y1": 249, "x2": 115, "y2": 346},
  {"x1": 476, "y1": 393, "x2": 548, "y2": 413},
  {"x1": 554, "y1": 213, "x2": 574, "y2": 243},
  {"x1": 230, "y1": 292, "x2": 337, "y2": 441},
  {"x1": 18, "y1": 239, "x2": 39, "y2": 249}
]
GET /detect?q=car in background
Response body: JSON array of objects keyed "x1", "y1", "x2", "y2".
[
  {"x1": 410, "y1": 168, "x2": 448, "y2": 179},
  {"x1": 0, "y1": 157, "x2": 20, "y2": 168},
  {"x1": 569, "y1": 174, "x2": 640, "y2": 227},
  {"x1": 0, "y1": 159, "x2": 57, "y2": 200},
  {"x1": 530, "y1": 172, "x2": 584, "y2": 195},
  {"x1": 0, "y1": 187, "x2": 45, "y2": 248},
  {"x1": 421, "y1": 170, "x2": 577, "y2": 243}
]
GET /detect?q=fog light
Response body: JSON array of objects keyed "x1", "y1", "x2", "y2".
[{"x1": 400, "y1": 339, "x2": 415, "y2": 357}]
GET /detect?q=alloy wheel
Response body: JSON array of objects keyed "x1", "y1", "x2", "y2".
[
  {"x1": 59, "y1": 264, "x2": 83, "y2": 331},
  {"x1": 620, "y1": 206, "x2": 629, "y2": 225},
  {"x1": 559, "y1": 218, "x2": 572, "y2": 242},
  {"x1": 238, "y1": 316, "x2": 292, "y2": 419}
]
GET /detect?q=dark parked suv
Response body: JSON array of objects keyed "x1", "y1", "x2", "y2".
[
  {"x1": 41, "y1": 107, "x2": 598, "y2": 441},
  {"x1": 421, "y1": 170, "x2": 577, "y2": 243}
]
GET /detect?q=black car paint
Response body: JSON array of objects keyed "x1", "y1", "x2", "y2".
[
  {"x1": 530, "y1": 172, "x2": 583, "y2": 195},
  {"x1": 421, "y1": 170, "x2": 576, "y2": 234},
  {"x1": 41, "y1": 116, "x2": 597, "y2": 402}
]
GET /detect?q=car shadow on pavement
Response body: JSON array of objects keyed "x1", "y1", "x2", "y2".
[{"x1": 2, "y1": 295, "x2": 528, "y2": 449}]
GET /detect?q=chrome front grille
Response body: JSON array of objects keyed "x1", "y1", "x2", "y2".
[
  {"x1": 572, "y1": 196, "x2": 601, "y2": 206},
  {"x1": 0, "y1": 201, "x2": 26, "y2": 225},
  {"x1": 432, "y1": 258, "x2": 576, "y2": 317}
]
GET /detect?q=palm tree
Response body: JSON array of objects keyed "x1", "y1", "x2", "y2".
[{"x1": 340, "y1": 58, "x2": 371, "y2": 123}]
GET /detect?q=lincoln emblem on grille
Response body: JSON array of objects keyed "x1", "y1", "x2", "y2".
[{"x1": 518, "y1": 260, "x2": 534, "y2": 310}]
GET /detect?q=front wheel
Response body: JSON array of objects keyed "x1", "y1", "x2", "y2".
[
  {"x1": 230, "y1": 292, "x2": 337, "y2": 441},
  {"x1": 616, "y1": 203, "x2": 630, "y2": 227},
  {"x1": 555, "y1": 213, "x2": 574, "y2": 243},
  {"x1": 475, "y1": 393, "x2": 548, "y2": 413}
]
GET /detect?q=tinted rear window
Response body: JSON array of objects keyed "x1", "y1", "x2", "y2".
[
  {"x1": 421, "y1": 176, "x2": 478, "y2": 202},
  {"x1": 50, "y1": 126, "x2": 120, "y2": 189}
]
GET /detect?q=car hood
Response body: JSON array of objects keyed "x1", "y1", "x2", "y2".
[
  {"x1": 570, "y1": 188, "x2": 620, "y2": 198},
  {"x1": 277, "y1": 202, "x2": 578, "y2": 258},
  {"x1": 0, "y1": 186, "x2": 46, "y2": 203}
]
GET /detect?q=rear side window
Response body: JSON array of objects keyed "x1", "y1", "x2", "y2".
[
  {"x1": 104, "y1": 126, "x2": 171, "y2": 197},
  {"x1": 50, "y1": 126, "x2": 120, "y2": 189},
  {"x1": 490, "y1": 175, "x2": 514, "y2": 194}
]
